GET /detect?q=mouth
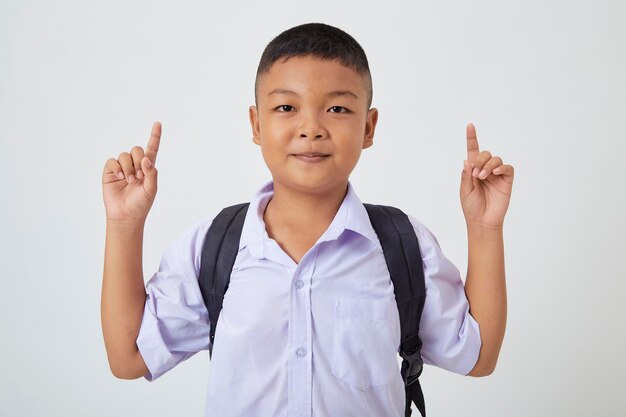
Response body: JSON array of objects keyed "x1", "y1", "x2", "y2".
[{"x1": 292, "y1": 152, "x2": 331, "y2": 163}]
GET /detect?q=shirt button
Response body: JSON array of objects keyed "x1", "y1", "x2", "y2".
[
  {"x1": 295, "y1": 279, "x2": 304, "y2": 289},
  {"x1": 296, "y1": 347, "x2": 307, "y2": 358}
]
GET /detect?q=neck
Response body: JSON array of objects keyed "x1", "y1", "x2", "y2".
[{"x1": 264, "y1": 179, "x2": 349, "y2": 233}]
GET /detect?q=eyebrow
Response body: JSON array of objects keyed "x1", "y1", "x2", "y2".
[{"x1": 267, "y1": 88, "x2": 359, "y2": 100}]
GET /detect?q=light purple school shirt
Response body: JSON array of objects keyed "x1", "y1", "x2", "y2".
[{"x1": 136, "y1": 179, "x2": 481, "y2": 417}]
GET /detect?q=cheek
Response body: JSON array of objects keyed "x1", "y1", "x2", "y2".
[
  {"x1": 333, "y1": 142, "x2": 364, "y2": 171},
  {"x1": 259, "y1": 123, "x2": 292, "y2": 149},
  {"x1": 260, "y1": 143, "x2": 281, "y2": 167},
  {"x1": 336, "y1": 117, "x2": 365, "y2": 137},
  {"x1": 258, "y1": 135, "x2": 288, "y2": 168},
  {"x1": 262, "y1": 116, "x2": 291, "y2": 134}
]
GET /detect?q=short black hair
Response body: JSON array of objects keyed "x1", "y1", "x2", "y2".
[{"x1": 254, "y1": 22, "x2": 373, "y2": 109}]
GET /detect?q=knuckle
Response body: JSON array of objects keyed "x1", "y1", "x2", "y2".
[
  {"x1": 489, "y1": 156, "x2": 502, "y2": 166},
  {"x1": 475, "y1": 153, "x2": 489, "y2": 166},
  {"x1": 130, "y1": 145, "x2": 144, "y2": 154}
]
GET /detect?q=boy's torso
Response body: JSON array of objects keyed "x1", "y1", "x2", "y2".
[
  {"x1": 207, "y1": 212, "x2": 404, "y2": 417},
  {"x1": 203, "y1": 180, "x2": 406, "y2": 416}
]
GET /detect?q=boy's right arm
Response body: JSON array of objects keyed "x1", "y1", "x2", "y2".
[{"x1": 101, "y1": 122, "x2": 162, "y2": 379}]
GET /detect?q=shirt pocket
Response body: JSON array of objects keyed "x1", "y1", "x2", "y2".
[{"x1": 331, "y1": 296, "x2": 400, "y2": 391}]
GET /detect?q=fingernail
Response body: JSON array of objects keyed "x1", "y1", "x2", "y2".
[
  {"x1": 472, "y1": 168, "x2": 480, "y2": 177},
  {"x1": 117, "y1": 172, "x2": 124, "y2": 179},
  {"x1": 478, "y1": 169, "x2": 487, "y2": 179},
  {"x1": 145, "y1": 158, "x2": 151, "y2": 168},
  {"x1": 128, "y1": 174, "x2": 135, "y2": 183},
  {"x1": 136, "y1": 170, "x2": 143, "y2": 179}
]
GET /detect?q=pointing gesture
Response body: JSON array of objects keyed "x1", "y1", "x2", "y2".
[
  {"x1": 145, "y1": 121, "x2": 162, "y2": 167},
  {"x1": 102, "y1": 121, "x2": 162, "y2": 223},
  {"x1": 460, "y1": 123, "x2": 514, "y2": 229}
]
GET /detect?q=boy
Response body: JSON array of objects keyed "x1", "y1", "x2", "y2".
[{"x1": 101, "y1": 22, "x2": 514, "y2": 417}]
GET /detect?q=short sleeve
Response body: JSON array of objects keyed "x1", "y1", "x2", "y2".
[
  {"x1": 136, "y1": 217, "x2": 214, "y2": 381},
  {"x1": 407, "y1": 215, "x2": 482, "y2": 376}
]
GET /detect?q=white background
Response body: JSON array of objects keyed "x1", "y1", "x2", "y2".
[{"x1": 1, "y1": 0, "x2": 625, "y2": 416}]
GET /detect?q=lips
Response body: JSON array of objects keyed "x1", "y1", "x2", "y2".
[
  {"x1": 292, "y1": 152, "x2": 330, "y2": 163},
  {"x1": 294, "y1": 152, "x2": 330, "y2": 157}
]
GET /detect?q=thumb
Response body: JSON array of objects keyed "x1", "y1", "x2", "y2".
[
  {"x1": 141, "y1": 156, "x2": 158, "y2": 197},
  {"x1": 460, "y1": 159, "x2": 473, "y2": 198}
]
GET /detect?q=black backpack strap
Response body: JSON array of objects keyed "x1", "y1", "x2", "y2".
[
  {"x1": 364, "y1": 204, "x2": 427, "y2": 417},
  {"x1": 198, "y1": 202, "x2": 250, "y2": 358}
]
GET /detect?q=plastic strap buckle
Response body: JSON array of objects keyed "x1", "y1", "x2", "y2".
[{"x1": 400, "y1": 347, "x2": 424, "y2": 386}]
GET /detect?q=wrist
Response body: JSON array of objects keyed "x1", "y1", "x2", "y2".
[
  {"x1": 466, "y1": 222, "x2": 503, "y2": 239},
  {"x1": 106, "y1": 218, "x2": 146, "y2": 233}
]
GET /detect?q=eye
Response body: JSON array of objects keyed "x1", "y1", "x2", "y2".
[
  {"x1": 329, "y1": 106, "x2": 349, "y2": 113},
  {"x1": 275, "y1": 105, "x2": 295, "y2": 112}
]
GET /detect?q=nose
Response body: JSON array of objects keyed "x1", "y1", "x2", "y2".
[
  {"x1": 300, "y1": 131, "x2": 324, "y2": 140},
  {"x1": 299, "y1": 111, "x2": 327, "y2": 140}
]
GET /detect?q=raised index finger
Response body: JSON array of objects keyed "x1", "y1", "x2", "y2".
[
  {"x1": 466, "y1": 122, "x2": 480, "y2": 164},
  {"x1": 146, "y1": 121, "x2": 162, "y2": 164}
]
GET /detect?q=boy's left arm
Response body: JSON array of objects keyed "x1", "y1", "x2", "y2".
[{"x1": 459, "y1": 123, "x2": 515, "y2": 377}]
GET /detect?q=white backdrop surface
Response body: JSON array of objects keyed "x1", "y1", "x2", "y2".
[{"x1": 1, "y1": 0, "x2": 625, "y2": 416}]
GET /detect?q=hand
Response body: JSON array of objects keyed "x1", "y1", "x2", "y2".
[
  {"x1": 102, "y1": 121, "x2": 162, "y2": 223},
  {"x1": 460, "y1": 123, "x2": 514, "y2": 229}
]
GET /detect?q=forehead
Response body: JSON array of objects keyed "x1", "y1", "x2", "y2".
[{"x1": 258, "y1": 56, "x2": 367, "y2": 98}]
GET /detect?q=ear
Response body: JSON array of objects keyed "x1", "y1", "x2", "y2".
[
  {"x1": 249, "y1": 105, "x2": 261, "y2": 146},
  {"x1": 362, "y1": 107, "x2": 378, "y2": 149}
]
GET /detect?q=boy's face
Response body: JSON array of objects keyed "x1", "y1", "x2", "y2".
[{"x1": 249, "y1": 55, "x2": 378, "y2": 194}]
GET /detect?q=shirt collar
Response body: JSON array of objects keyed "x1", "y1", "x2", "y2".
[{"x1": 239, "y1": 179, "x2": 380, "y2": 259}]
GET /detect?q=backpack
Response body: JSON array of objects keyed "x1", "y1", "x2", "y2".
[{"x1": 198, "y1": 202, "x2": 427, "y2": 417}]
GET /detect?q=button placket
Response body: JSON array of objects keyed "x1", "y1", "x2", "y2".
[{"x1": 288, "y1": 253, "x2": 314, "y2": 417}]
